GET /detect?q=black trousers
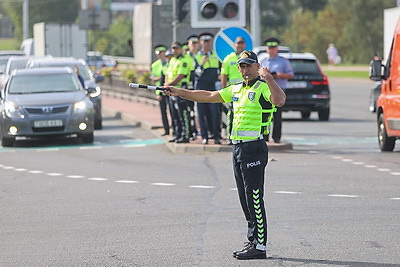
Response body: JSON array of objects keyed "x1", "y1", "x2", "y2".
[
  {"x1": 271, "y1": 107, "x2": 282, "y2": 142},
  {"x1": 169, "y1": 96, "x2": 190, "y2": 140},
  {"x1": 232, "y1": 139, "x2": 268, "y2": 249},
  {"x1": 158, "y1": 95, "x2": 170, "y2": 135}
]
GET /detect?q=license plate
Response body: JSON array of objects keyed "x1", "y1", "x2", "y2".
[
  {"x1": 287, "y1": 81, "x2": 307, "y2": 88},
  {"x1": 34, "y1": 120, "x2": 63, "y2": 128}
]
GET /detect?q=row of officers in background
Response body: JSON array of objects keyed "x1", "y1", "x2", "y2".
[{"x1": 150, "y1": 32, "x2": 293, "y2": 144}]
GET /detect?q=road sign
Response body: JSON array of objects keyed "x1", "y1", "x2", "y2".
[{"x1": 213, "y1": 27, "x2": 253, "y2": 62}]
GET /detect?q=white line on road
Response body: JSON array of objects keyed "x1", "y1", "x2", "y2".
[
  {"x1": 115, "y1": 180, "x2": 139, "y2": 184},
  {"x1": 66, "y1": 175, "x2": 85, "y2": 179},
  {"x1": 47, "y1": 173, "x2": 63, "y2": 176},
  {"x1": 364, "y1": 165, "x2": 377, "y2": 168},
  {"x1": 189, "y1": 185, "x2": 215, "y2": 189},
  {"x1": 390, "y1": 198, "x2": 400, "y2": 200},
  {"x1": 328, "y1": 194, "x2": 359, "y2": 198},
  {"x1": 88, "y1": 177, "x2": 109, "y2": 181},
  {"x1": 391, "y1": 172, "x2": 400, "y2": 176},
  {"x1": 151, "y1": 182, "x2": 175, "y2": 186},
  {"x1": 28, "y1": 170, "x2": 43, "y2": 174},
  {"x1": 274, "y1": 191, "x2": 303, "y2": 195},
  {"x1": 377, "y1": 168, "x2": 391, "y2": 172}
]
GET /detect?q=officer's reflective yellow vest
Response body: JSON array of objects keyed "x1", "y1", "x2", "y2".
[{"x1": 231, "y1": 80, "x2": 277, "y2": 140}]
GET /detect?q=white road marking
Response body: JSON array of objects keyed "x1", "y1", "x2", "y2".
[
  {"x1": 341, "y1": 158, "x2": 353, "y2": 162},
  {"x1": 66, "y1": 175, "x2": 85, "y2": 179},
  {"x1": 352, "y1": 162, "x2": 364, "y2": 165},
  {"x1": 189, "y1": 185, "x2": 215, "y2": 189},
  {"x1": 328, "y1": 194, "x2": 359, "y2": 198},
  {"x1": 37, "y1": 148, "x2": 59, "y2": 152},
  {"x1": 390, "y1": 172, "x2": 400, "y2": 176},
  {"x1": 3, "y1": 166, "x2": 14, "y2": 169},
  {"x1": 390, "y1": 198, "x2": 400, "y2": 200},
  {"x1": 151, "y1": 182, "x2": 175, "y2": 186},
  {"x1": 115, "y1": 180, "x2": 139, "y2": 184},
  {"x1": 364, "y1": 165, "x2": 377, "y2": 168},
  {"x1": 274, "y1": 191, "x2": 303, "y2": 195},
  {"x1": 80, "y1": 146, "x2": 102, "y2": 150},
  {"x1": 47, "y1": 173, "x2": 63, "y2": 176},
  {"x1": 88, "y1": 177, "x2": 109, "y2": 181},
  {"x1": 14, "y1": 168, "x2": 27, "y2": 172},
  {"x1": 377, "y1": 168, "x2": 391, "y2": 172}
]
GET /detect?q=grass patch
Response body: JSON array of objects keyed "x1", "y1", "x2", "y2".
[
  {"x1": 0, "y1": 38, "x2": 19, "y2": 50},
  {"x1": 324, "y1": 70, "x2": 369, "y2": 79}
]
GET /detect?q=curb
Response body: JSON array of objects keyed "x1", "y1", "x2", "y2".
[{"x1": 103, "y1": 106, "x2": 293, "y2": 153}]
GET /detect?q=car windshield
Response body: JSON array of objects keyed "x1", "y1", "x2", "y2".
[
  {"x1": 289, "y1": 59, "x2": 320, "y2": 74},
  {"x1": 8, "y1": 73, "x2": 81, "y2": 94}
]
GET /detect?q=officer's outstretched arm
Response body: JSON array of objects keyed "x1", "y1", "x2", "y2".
[{"x1": 164, "y1": 86, "x2": 224, "y2": 103}]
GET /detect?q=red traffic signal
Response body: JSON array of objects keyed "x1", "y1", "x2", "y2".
[{"x1": 222, "y1": 2, "x2": 239, "y2": 19}]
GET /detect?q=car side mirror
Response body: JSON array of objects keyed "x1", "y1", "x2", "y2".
[
  {"x1": 369, "y1": 59, "x2": 383, "y2": 81},
  {"x1": 85, "y1": 87, "x2": 97, "y2": 95}
]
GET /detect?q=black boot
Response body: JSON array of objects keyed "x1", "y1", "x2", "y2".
[
  {"x1": 232, "y1": 241, "x2": 252, "y2": 258},
  {"x1": 235, "y1": 246, "x2": 266, "y2": 260}
]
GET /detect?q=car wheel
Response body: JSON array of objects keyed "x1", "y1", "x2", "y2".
[
  {"x1": 80, "y1": 132, "x2": 94, "y2": 144},
  {"x1": 378, "y1": 113, "x2": 395, "y2": 151},
  {"x1": 94, "y1": 118, "x2": 103, "y2": 130},
  {"x1": 301, "y1": 111, "x2": 311, "y2": 119},
  {"x1": 318, "y1": 108, "x2": 330, "y2": 121},
  {"x1": 1, "y1": 136, "x2": 15, "y2": 147}
]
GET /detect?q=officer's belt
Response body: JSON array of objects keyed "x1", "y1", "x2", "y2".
[{"x1": 231, "y1": 135, "x2": 263, "y2": 144}]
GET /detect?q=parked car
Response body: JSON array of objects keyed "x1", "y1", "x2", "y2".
[
  {"x1": 102, "y1": 55, "x2": 117, "y2": 68},
  {"x1": 86, "y1": 51, "x2": 105, "y2": 69},
  {"x1": 253, "y1": 46, "x2": 291, "y2": 63},
  {"x1": 0, "y1": 67, "x2": 95, "y2": 147},
  {"x1": 26, "y1": 57, "x2": 104, "y2": 129},
  {"x1": 0, "y1": 56, "x2": 42, "y2": 89},
  {"x1": 259, "y1": 52, "x2": 331, "y2": 120}
]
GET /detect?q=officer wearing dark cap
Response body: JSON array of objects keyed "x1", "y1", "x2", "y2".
[
  {"x1": 185, "y1": 34, "x2": 201, "y2": 140},
  {"x1": 260, "y1": 37, "x2": 294, "y2": 143},
  {"x1": 165, "y1": 41, "x2": 191, "y2": 143},
  {"x1": 163, "y1": 50, "x2": 286, "y2": 260},
  {"x1": 194, "y1": 32, "x2": 222, "y2": 145},
  {"x1": 151, "y1": 44, "x2": 170, "y2": 136}
]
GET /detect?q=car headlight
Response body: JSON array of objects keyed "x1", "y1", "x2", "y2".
[
  {"x1": 73, "y1": 100, "x2": 87, "y2": 112},
  {"x1": 4, "y1": 101, "x2": 24, "y2": 118},
  {"x1": 89, "y1": 86, "x2": 101, "y2": 98}
]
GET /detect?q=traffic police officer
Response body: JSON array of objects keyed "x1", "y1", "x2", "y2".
[
  {"x1": 163, "y1": 51, "x2": 286, "y2": 260},
  {"x1": 194, "y1": 32, "x2": 222, "y2": 145},
  {"x1": 220, "y1": 36, "x2": 247, "y2": 142},
  {"x1": 260, "y1": 37, "x2": 294, "y2": 143},
  {"x1": 165, "y1": 42, "x2": 191, "y2": 143},
  {"x1": 151, "y1": 44, "x2": 170, "y2": 136}
]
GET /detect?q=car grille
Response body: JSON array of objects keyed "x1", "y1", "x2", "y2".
[{"x1": 24, "y1": 105, "x2": 69, "y2": 115}]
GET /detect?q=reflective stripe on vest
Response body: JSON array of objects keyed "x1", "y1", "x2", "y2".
[{"x1": 231, "y1": 80, "x2": 276, "y2": 140}]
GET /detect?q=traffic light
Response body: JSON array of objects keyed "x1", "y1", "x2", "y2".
[
  {"x1": 177, "y1": 0, "x2": 189, "y2": 23},
  {"x1": 190, "y1": 0, "x2": 245, "y2": 28}
]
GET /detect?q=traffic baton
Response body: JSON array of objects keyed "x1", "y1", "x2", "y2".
[{"x1": 128, "y1": 83, "x2": 169, "y2": 91}]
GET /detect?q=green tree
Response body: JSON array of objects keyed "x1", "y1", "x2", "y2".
[
  {"x1": 92, "y1": 15, "x2": 132, "y2": 56},
  {"x1": 2, "y1": 0, "x2": 80, "y2": 41}
]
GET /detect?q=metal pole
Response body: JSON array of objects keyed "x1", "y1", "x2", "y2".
[
  {"x1": 251, "y1": 0, "x2": 260, "y2": 46},
  {"x1": 172, "y1": 0, "x2": 177, "y2": 41},
  {"x1": 22, "y1": 0, "x2": 29, "y2": 39}
]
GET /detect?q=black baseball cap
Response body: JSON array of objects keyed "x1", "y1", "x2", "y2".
[{"x1": 237, "y1": 50, "x2": 258, "y2": 65}]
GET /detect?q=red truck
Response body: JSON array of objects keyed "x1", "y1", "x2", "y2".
[{"x1": 372, "y1": 16, "x2": 400, "y2": 151}]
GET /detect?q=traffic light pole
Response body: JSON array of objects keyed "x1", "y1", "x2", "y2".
[
  {"x1": 250, "y1": 0, "x2": 260, "y2": 46},
  {"x1": 172, "y1": 0, "x2": 177, "y2": 42}
]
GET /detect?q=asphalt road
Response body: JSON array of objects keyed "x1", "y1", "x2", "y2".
[{"x1": 1, "y1": 77, "x2": 400, "y2": 266}]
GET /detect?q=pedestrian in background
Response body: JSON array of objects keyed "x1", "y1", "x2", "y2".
[
  {"x1": 165, "y1": 42, "x2": 191, "y2": 143},
  {"x1": 163, "y1": 50, "x2": 286, "y2": 260},
  {"x1": 260, "y1": 37, "x2": 294, "y2": 143},
  {"x1": 326, "y1": 43, "x2": 340, "y2": 66},
  {"x1": 151, "y1": 44, "x2": 170, "y2": 136},
  {"x1": 194, "y1": 32, "x2": 221, "y2": 145},
  {"x1": 220, "y1": 36, "x2": 246, "y2": 143}
]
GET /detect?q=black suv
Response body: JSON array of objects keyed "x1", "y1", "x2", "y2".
[{"x1": 257, "y1": 52, "x2": 331, "y2": 121}]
